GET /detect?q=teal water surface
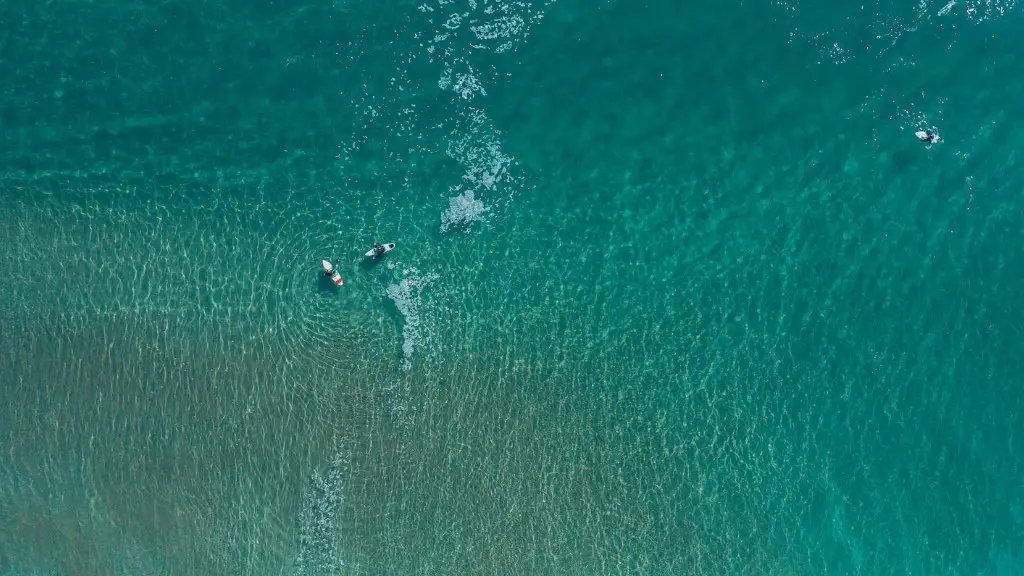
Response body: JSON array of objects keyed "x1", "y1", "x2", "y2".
[{"x1": 1, "y1": 0, "x2": 1023, "y2": 574}]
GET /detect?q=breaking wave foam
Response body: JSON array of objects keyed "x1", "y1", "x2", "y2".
[
  {"x1": 386, "y1": 267, "x2": 439, "y2": 370},
  {"x1": 440, "y1": 189, "x2": 490, "y2": 232},
  {"x1": 418, "y1": 0, "x2": 556, "y2": 223}
]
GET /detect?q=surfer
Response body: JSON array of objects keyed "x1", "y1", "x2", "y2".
[
  {"x1": 364, "y1": 242, "x2": 394, "y2": 259},
  {"x1": 916, "y1": 127, "x2": 941, "y2": 144},
  {"x1": 321, "y1": 259, "x2": 343, "y2": 285}
]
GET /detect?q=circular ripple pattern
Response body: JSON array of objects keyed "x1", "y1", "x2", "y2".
[{"x1": 0, "y1": 187, "x2": 388, "y2": 376}]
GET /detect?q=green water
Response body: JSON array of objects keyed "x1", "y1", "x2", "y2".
[{"x1": 1, "y1": 0, "x2": 1023, "y2": 574}]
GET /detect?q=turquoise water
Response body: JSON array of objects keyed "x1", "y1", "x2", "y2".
[{"x1": 1, "y1": 0, "x2": 1023, "y2": 574}]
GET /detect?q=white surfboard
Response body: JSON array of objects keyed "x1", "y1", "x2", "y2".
[{"x1": 365, "y1": 243, "x2": 396, "y2": 258}]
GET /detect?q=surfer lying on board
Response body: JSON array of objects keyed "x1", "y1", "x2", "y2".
[
  {"x1": 916, "y1": 127, "x2": 941, "y2": 144},
  {"x1": 364, "y1": 242, "x2": 394, "y2": 259},
  {"x1": 321, "y1": 259, "x2": 344, "y2": 285}
]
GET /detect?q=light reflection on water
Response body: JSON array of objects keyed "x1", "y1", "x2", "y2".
[{"x1": 1, "y1": 0, "x2": 1023, "y2": 573}]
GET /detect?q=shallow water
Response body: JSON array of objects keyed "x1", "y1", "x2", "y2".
[{"x1": 1, "y1": 0, "x2": 1023, "y2": 574}]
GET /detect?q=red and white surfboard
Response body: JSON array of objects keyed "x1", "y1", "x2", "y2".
[{"x1": 322, "y1": 260, "x2": 343, "y2": 286}]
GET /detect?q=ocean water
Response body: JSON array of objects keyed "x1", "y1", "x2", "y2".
[{"x1": 1, "y1": 0, "x2": 1023, "y2": 574}]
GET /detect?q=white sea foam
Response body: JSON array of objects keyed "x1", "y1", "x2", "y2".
[
  {"x1": 294, "y1": 448, "x2": 346, "y2": 576},
  {"x1": 440, "y1": 189, "x2": 490, "y2": 232},
  {"x1": 453, "y1": 70, "x2": 488, "y2": 100},
  {"x1": 438, "y1": 60, "x2": 488, "y2": 100},
  {"x1": 425, "y1": 0, "x2": 553, "y2": 58},
  {"x1": 387, "y1": 268, "x2": 439, "y2": 370},
  {"x1": 446, "y1": 109, "x2": 512, "y2": 191},
  {"x1": 471, "y1": 13, "x2": 525, "y2": 51},
  {"x1": 776, "y1": 0, "x2": 1015, "y2": 61},
  {"x1": 964, "y1": 0, "x2": 1016, "y2": 20},
  {"x1": 420, "y1": 0, "x2": 555, "y2": 225}
]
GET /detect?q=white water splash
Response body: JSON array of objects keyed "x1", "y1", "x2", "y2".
[
  {"x1": 387, "y1": 267, "x2": 439, "y2": 370},
  {"x1": 440, "y1": 189, "x2": 490, "y2": 232}
]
